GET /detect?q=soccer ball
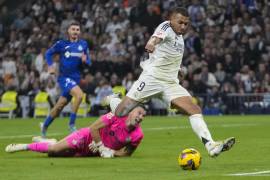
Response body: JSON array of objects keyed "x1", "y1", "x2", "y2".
[{"x1": 178, "y1": 148, "x2": 201, "y2": 170}]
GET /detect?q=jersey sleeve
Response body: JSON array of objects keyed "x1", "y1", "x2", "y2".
[
  {"x1": 130, "y1": 127, "x2": 144, "y2": 147},
  {"x1": 45, "y1": 40, "x2": 62, "y2": 66},
  {"x1": 84, "y1": 41, "x2": 91, "y2": 65},
  {"x1": 152, "y1": 22, "x2": 170, "y2": 40},
  {"x1": 100, "y1": 112, "x2": 115, "y2": 126}
]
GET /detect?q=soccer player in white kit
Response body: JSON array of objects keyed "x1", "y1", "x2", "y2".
[{"x1": 108, "y1": 7, "x2": 235, "y2": 157}]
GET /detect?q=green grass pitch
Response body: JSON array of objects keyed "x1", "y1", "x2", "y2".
[{"x1": 0, "y1": 115, "x2": 270, "y2": 180}]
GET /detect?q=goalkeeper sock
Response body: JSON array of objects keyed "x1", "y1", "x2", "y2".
[
  {"x1": 110, "y1": 98, "x2": 121, "y2": 114},
  {"x1": 27, "y1": 142, "x2": 49, "y2": 153},
  {"x1": 189, "y1": 114, "x2": 214, "y2": 145}
]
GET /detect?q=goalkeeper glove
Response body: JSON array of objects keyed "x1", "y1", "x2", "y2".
[
  {"x1": 98, "y1": 144, "x2": 115, "y2": 158},
  {"x1": 88, "y1": 141, "x2": 103, "y2": 153}
]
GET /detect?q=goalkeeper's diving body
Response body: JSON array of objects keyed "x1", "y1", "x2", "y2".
[{"x1": 5, "y1": 97, "x2": 145, "y2": 158}]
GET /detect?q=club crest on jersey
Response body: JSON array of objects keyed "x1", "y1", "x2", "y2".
[
  {"x1": 72, "y1": 139, "x2": 77, "y2": 145},
  {"x1": 78, "y1": 45, "x2": 83, "y2": 51},
  {"x1": 65, "y1": 51, "x2": 71, "y2": 58}
]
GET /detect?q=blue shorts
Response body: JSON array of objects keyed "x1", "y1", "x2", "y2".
[{"x1": 58, "y1": 77, "x2": 79, "y2": 101}]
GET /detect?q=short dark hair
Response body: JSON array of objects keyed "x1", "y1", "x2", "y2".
[
  {"x1": 68, "y1": 21, "x2": 80, "y2": 28},
  {"x1": 170, "y1": 7, "x2": 189, "y2": 17}
]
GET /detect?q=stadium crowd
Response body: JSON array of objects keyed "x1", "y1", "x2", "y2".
[{"x1": 0, "y1": 0, "x2": 270, "y2": 116}]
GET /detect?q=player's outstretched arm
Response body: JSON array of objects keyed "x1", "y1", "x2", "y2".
[
  {"x1": 89, "y1": 117, "x2": 106, "y2": 143},
  {"x1": 88, "y1": 116, "x2": 116, "y2": 156},
  {"x1": 145, "y1": 36, "x2": 162, "y2": 53},
  {"x1": 45, "y1": 41, "x2": 61, "y2": 66},
  {"x1": 82, "y1": 41, "x2": 91, "y2": 65},
  {"x1": 81, "y1": 53, "x2": 87, "y2": 64},
  {"x1": 114, "y1": 144, "x2": 138, "y2": 157}
]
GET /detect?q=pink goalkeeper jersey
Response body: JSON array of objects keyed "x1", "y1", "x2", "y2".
[{"x1": 99, "y1": 112, "x2": 144, "y2": 150}]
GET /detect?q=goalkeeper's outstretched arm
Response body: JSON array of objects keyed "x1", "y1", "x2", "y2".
[
  {"x1": 89, "y1": 117, "x2": 106, "y2": 143},
  {"x1": 114, "y1": 144, "x2": 138, "y2": 157}
]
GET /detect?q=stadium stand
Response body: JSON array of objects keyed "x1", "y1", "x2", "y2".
[
  {"x1": 0, "y1": 90, "x2": 18, "y2": 118},
  {"x1": 33, "y1": 91, "x2": 51, "y2": 118},
  {"x1": 0, "y1": 0, "x2": 269, "y2": 117}
]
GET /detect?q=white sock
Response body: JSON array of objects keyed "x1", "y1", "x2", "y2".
[
  {"x1": 189, "y1": 114, "x2": 214, "y2": 145},
  {"x1": 110, "y1": 98, "x2": 121, "y2": 114}
]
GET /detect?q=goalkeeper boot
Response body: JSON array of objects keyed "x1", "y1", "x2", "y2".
[
  {"x1": 5, "y1": 144, "x2": 28, "y2": 153},
  {"x1": 206, "y1": 137, "x2": 235, "y2": 157}
]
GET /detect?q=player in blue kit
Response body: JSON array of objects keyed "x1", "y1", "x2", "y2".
[{"x1": 39, "y1": 22, "x2": 91, "y2": 139}]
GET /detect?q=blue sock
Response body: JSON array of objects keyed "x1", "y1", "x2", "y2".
[
  {"x1": 44, "y1": 115, "x2": 54, "y2": 127},
  {"x1": 69, "y1": 113, "x2": 77, "y2": 127},
  {"x1": 42, "y1": 115, "x2": 54, "y2": 137}
]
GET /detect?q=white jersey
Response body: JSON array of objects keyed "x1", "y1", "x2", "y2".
[{"x1": 140, "y1": 21, "x2": 185, "y2": 82}]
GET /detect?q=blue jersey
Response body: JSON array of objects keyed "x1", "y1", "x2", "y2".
[{"x1": 45, "y1": 39, "x2": 91, "y2": 83}]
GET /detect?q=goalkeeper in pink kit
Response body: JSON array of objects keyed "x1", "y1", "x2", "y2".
[{"x1": 5, "y1": 97, "x2": 145, "y2": 158}]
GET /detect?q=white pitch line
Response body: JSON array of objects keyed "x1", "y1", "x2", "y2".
[
  {"x1": 227, "y1": 170, "x2": 270, "y2": 176},
  {"x1": 0, "y1": 123, "x2": 258, "y2": 139},
  {"x1": 145, "y1": 123, "x2": 258, "y2": 131},
  {"x1": 0, "y1": 133, "x2": 63, "y2": 139}
]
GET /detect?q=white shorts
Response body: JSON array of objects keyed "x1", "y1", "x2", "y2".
[{"x1": 126, "y1": 73, "x2": 191, "y2": 106}]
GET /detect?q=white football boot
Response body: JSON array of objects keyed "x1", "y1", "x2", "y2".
[
  {"x1": 206, "y1": 137, "x2": 235, "y2": 157},
  {"x1": 5, "y1": 144, "x2": 28, "y2": 153}
]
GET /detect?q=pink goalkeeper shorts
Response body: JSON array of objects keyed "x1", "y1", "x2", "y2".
[{"x1": 65, "y1": 127, "x2": 97, "y2": 157}]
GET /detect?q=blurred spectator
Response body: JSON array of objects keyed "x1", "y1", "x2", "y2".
[
  {"x1": 91, "y1": 78, "x2": 113, "y2": 115},
  {"x1": 214, "y1": 62, "x2": 226, "y2": 84},
  {"x1": 122, "y1": 72, "x2": 134, "y2": 91},
  {"x1": 0, "y1": 60, "x2": 4, "y2": 78},
  {"x1": 190, "y1": 73, "x2": 208, "y2": 94},
  {"x1": 2, "y1": 56, "x2": 16, "y2": 76},
  {"x1": 240, "y1": 65, "x2": 253, "y2": 93},
  {"x1": 185, "y1": 27, "x2": 202, "y2": 56},
  {"x1": 0, "y1": 0, "x2": 270, "y2": 116},
  {"x1": 34, "y1": 48, "x2": 46, "y2": 74},
  {"x1": 46, "y1": 79, "x2": 58, "y2": 104},
  {"x1": 200, "y1": 65, "x2": 219, "y2": 88},
  {"x1": 81, "y1": 73, "x2": 96, "y2": 96},
  {"x1": 188, "y1": 0, "x2": 206, "y2": 30}
]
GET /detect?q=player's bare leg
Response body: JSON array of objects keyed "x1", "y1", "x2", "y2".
[
  {"x1": 41, "y1": 97, "x2": 69, "y2": 137},
  {"x1": 114, "y1": 96, "x2": 140, "y2": 117},
  {"x1": 70, "y1": 86, "x2": 84, "y2": 113},
  {"x1": 69, "y1": 86, "x2": 84, "y2": 132},
  {"x1": 171, "y1": 96, "x2": 235, "y2": 157},
  {"x1": 50, "y1": 97, "x2": 69, "y2": 117}
]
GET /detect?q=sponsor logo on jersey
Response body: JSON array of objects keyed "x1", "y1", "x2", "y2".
[
  {"x1": 65, "y1": 51, "x2": 83, "y2": 58},
  {"x1": 65, "y1": 51, "x2": 71, "y2": 58},
  {"x1": 78, "y1": 45, "x2": 83, "y2": 51}
]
